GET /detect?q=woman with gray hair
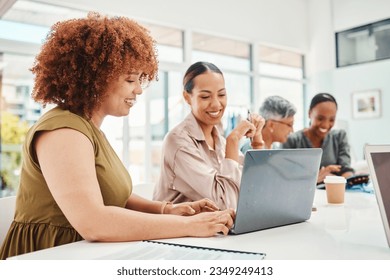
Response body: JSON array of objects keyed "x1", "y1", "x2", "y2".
[{"x1": 241, "y1": 95, "x2": 296, "y2": 152}]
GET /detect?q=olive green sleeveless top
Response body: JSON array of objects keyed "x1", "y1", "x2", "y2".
[{"x1": 0, "y1": 107, "x2": 132, "y2": 259}]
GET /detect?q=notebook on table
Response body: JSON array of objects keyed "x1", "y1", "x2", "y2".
[
  {"x1": 364, "y1": 144, "x2": 390, "y2": 247},
  {"x1": 98, "y1": 240, "x2": 266, "y2": 260},
  {"x1": 230, "y1": 148, "x2": 322, "y2": 234}
]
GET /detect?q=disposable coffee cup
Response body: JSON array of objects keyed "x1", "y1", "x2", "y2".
[{"x1": 324, "y1": 176, "x2": 346, "y2": 204}]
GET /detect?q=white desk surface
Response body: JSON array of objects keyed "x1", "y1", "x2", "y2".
[{"x1": 8, "y1": 190, "x2": 390, "y2": 260}]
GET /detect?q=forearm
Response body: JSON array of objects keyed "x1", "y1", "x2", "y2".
[
  {"x1": 251, "y1": 133, "x2": 265, "y2": 149},
  {"x1": 251, "y1": 140, "x2": 265, "y2": 149},
  {"x1": 225, "y1": 133, "x2": 240, "y2": 162},
  {"x1": 77, "y1": 206, "x2": 190, "y2": 242},
  {"x1": 126, "y1": 193, "x2": 162, "y2": 214}
]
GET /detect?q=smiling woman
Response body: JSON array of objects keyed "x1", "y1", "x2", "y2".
[
  {"x1": 30, "y1": 12, "x2": 158, "y2": 119},
  {"x1": 153, "y1": 61, "x2": 265, "y2": 210},
  {"x1": 283, "y1": 93, "x2": 354, "y2": 183}
]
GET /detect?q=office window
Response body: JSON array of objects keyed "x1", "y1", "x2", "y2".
[
  {"x1": 1, "y1": 0, "x2": 85, "y2": 28},
  {"x1": 258, "y1": 45, "x2": 303, "y2": 79},
  {"x1": 336, "y1": 18, "x2": 390, "y2": 67},
  {"x1": 256, "y1": 45, "x2": 305, "y2": 128},
  {"x1": 0, "y1": 53, "x2": 40, "y2": 126},
  {"x1": 149, "y1": 71, "x2": 187, "y2": 182},
  {"x1": 0, "y1": 52, "x2": 38, "y2": 196},
  {"x1": 167, "y1": 71, "x2": 188, "y2": 130},
  {"x1": 149, "y1": 75, "x2": 166, "y2": 141},
  {"x1": 145, "y1": 24, "x2": 184, "y2": 63},
  {"x1": 192, "y1": 32, "x2": 250, "y2": 72},
  {"x1": 1, "y1": 54, "x2": 35, "y2": 124},
  {"x1": 222, "y1": 73, "x2": 251, "y2": 135},
  {"x1": 224, "y1": 73, "x2": 251, "y2": 107},
  {"x1": 0, "y1": 20, "x2": 49, "y2": 44}
]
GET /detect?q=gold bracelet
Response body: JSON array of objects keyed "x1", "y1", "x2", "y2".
[{"x1": 160, "y1": 200, "x2": 173, "y2": 214}]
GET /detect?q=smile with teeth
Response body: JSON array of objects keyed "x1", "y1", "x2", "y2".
[
  {"x1": 124, "y1": 98, "x2": 136, "y2": 106},
  {"x1": 207, "y1": 110, "x2": 221, "y2": 117},
  {"x1": 319, "y1": 128, "x2": 328, "y2": 133}
]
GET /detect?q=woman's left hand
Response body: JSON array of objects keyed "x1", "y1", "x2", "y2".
[{"x1": 165, "y1": 198, "x2": 220, "y2": 216}]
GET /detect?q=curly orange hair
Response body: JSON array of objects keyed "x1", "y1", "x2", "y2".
[{"x1": 31, "y1": 12, "x2": 158, "y2": 118}]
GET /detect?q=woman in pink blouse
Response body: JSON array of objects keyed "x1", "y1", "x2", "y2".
[{"x1": 154, "y1": 62, "x2": 265, "y2": 210}]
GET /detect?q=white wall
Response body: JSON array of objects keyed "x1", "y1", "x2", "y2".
[
  {"x1": 306, "y1": 0, "x2": 390, "y2": 160},
  {"x1": 334, "y1": 60, "x2": 390, "y2": 159},
  {"x1": 333, "y1": 0, "x2": 390, "y2": 31}
]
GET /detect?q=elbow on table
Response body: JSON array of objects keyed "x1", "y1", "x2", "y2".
[
  {"x1": 78, "y1": 229, "x2": 117, "y2": 242},
  {"x1": 72, "y1": 221, "x2": 112, "y2": 242},
  {"x1": 76, "y1": 226, "x2": 102, "y2": 242}
]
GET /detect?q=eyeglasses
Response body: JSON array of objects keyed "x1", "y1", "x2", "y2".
[{"x1": 269, "y1": 119, "x2": 294, "y2": 128}]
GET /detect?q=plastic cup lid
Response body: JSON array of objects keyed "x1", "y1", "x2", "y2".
[{"x1": 324, "y1": 176, "x2": 346, "y2": 184}]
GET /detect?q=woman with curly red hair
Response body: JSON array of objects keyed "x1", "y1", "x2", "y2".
[{"x1": 0, "y1": 13, "x2": 234, "y2": 260}]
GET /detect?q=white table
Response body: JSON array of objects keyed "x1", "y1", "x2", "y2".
[{"x1": 8, "y1": 190, "x2": 390, "y2": 260}]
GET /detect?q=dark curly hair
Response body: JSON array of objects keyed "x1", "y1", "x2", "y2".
[{"x1": 31, "y1": 12, "x2": 158, "y2": 118}]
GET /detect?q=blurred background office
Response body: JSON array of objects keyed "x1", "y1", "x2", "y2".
[{"x1": 0, "y1": 0, "x2": 389, "y2": 196}]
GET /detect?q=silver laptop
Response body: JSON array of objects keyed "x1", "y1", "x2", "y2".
[
  {"x1": 364, "y1": 144, "x2": 390, "y2": 247},
  {"x1": 230, "y1": 148, "x2": 322, "y2": 234}
]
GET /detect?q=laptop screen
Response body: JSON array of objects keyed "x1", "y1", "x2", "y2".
[
  {"x1": 371, "y1": 152, "x2": 390, "y2": 212},
  {"x1": 231, "y1": 148, "x2": 322, "y2": 234},
  {"x1": 365, "y1": 145, "x2": 390, "y2": 247}
]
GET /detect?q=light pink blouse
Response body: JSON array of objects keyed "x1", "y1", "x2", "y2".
[{"x1": 153, "y1": 113, "x2": 243, "y2": 210}]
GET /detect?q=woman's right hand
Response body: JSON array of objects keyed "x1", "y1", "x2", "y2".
[
  {"x1": 186, "y1": 208, "x2": 236, "y2": 237},
  {"x1": 317, "y1": 165, "x2": 341, "y2": 183}
]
